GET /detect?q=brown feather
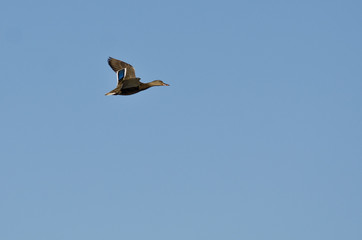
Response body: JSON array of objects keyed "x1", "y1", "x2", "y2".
[{"x1": 108, "y1": 57, "x2": 136, "y2": 79}]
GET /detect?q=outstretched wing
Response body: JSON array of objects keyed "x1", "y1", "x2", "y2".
[{"x1": 108, "y1": 57, "x2": 136, "y2": 79}]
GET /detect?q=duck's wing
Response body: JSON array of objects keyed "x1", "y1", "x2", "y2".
[
  {"x1": 108, "y1": 57, "x2": 136, "y2": 80},
  {"x1": 121, "y1": 78, "x2": 141, "y2": 89}
]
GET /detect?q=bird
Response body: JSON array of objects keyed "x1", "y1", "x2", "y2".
[{"x1": 105, "y1": 57, "x2": 169, "y2": 96}]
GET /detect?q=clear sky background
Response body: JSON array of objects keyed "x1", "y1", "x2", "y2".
[{"x1": 1, "y1": 0, "x2": 361, "y2": 239}]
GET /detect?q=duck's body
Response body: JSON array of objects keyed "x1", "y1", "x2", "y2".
[{"x1": 105, "y1": 57, "x2": 169, "y2": 96}]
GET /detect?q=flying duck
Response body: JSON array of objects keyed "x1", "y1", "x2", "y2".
[{"x1": 105, "y1": 57, "x2": 169, "y2": 96}]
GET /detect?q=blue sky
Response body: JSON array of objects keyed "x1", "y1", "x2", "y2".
[{"x1": 1, "y1": 0, "x2": 361, "y2": 239}]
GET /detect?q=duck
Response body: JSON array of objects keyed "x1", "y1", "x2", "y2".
[{"x1": 105, "y1": 57, "x2": 169, "y2": 96}]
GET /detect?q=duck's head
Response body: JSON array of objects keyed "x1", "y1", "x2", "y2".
[{"x1": 149, "y1": 80, "x2": 170, "y2": 86}]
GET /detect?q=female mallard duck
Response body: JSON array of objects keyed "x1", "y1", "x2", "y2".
[{"x1": 105, "y1": 57, "x2": 169, "y2": 96}]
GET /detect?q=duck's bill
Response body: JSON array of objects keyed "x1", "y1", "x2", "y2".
[{"x1": 163, "y1": 83, "x2": 170, "y2": 86}]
